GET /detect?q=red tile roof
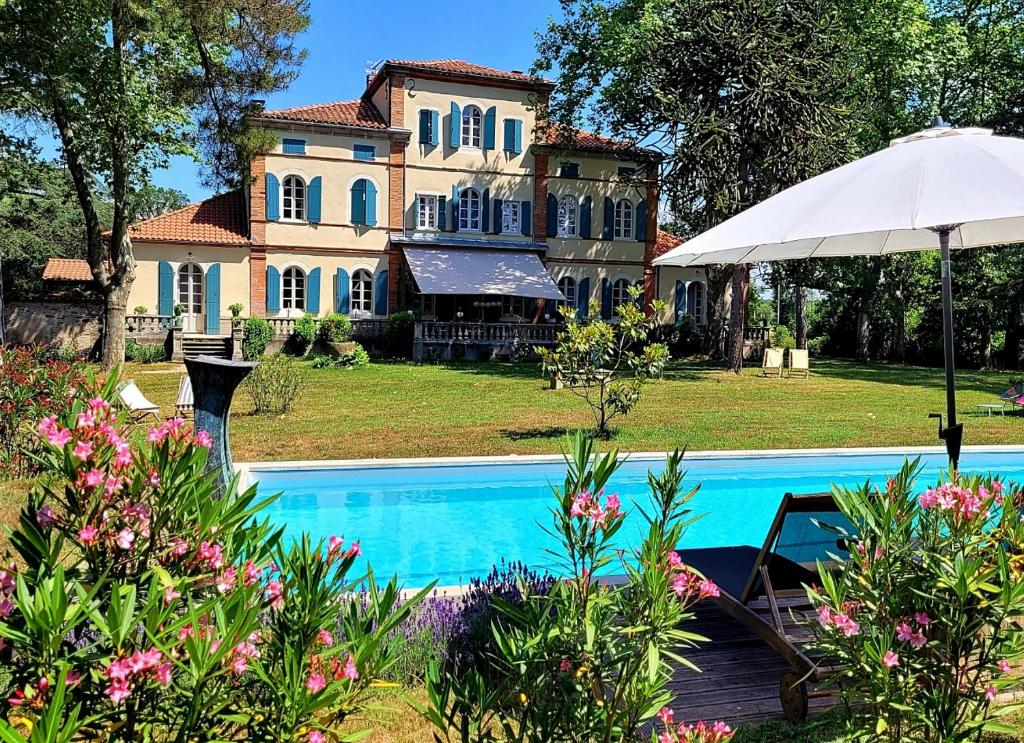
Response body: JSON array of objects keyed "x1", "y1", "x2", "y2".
[
  {"x1": 128, "y1": 190, "x2": 249, "y2": 246},
  {"x1": 537, "y1": 125, "x2": 660, "y2": 158},
  {"x1": 654, "y1": 230, "x2": 685, "y2": 257},
  {"x1": 260, "y1": 98, "x2": 389, "y2": 129},
  {"x1": 384, "y1": 59, "x2": 548, "y2": 84},
  {"x1": 42, "y1": 258, "x2": 93, "y2": 282}
]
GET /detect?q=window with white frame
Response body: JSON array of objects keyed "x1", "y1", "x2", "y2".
[
  {"x1": 417, "y1": 194, "x2": 438, "y2": 230},
  {"x1": 557, "y1": 195, "x2": 578, "y2": 237},
  {"x1": 282, "y1": 267, "x2": 306, "y2": 311},
  {"x1": 557, "y1": 276, "x2": 577, "y2": 311},
  {"x1": 282, "y1": 176, "x2": 306, "y2": 221},
  {"x1": 177, "y1": 263, "x2": 203, "y2": 314},
  {"x1": 501, "y1": 200, "x2": 521, "y2": 234},
  {"x1": 415, "y1": 292, "x2": 437, "y2": 317},
  {"x1": 351, "y1": 269, "x2": 373, "y2": 314},
  {"x1": 458, "y1": 188, "x2": 481, "y2": 231},
  {"x1": 501, "y1": 295, "x2": 527, "y2": 319},
  {"x1": 461, "y1": 105, "x2": 482, "y2": 148},
  {"x1": 611, "y1": 277, "x2": 631, "y2": 317},
  {"x1": 614, "y1": 199, "x2": 633, "y2": 239}
]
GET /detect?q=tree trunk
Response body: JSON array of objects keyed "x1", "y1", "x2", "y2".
[
  {"x1": 102, "y1": 283, "x2": 131, "y2": 371},
  {"x1": 727, "y1": 264, "x2": 749, "y2": 373},
  {"x1": 894, "y1": 280, "x2": 906, "y2": 362},
  {"x1": 856, "y1": 303, "x2": 871, "y2": 362},
  {"x1": 794, "y1": 286, "x2": 807, "y2": 349},
  {"x1": 1005, "y1": 303, "x2": 1022, "y2": 369},
  {"x1": 702, "y1": 266, "x2": 732, "y2": 359}
]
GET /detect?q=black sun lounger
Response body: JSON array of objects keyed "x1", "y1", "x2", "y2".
[{"x1": 676, "y1": 492, "x2": 852, "y2": 722}]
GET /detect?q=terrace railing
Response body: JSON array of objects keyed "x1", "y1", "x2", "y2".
[
  {"x1": 125, "y1": 314, "x2": 172, "y2": 336},
  {"x1": 416, "y1": 321, "x2": 561, "y2": 345}
]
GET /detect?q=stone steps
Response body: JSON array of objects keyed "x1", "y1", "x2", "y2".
[{"x1": 181, "y1": 335, "x2": 231, "y2": 360}]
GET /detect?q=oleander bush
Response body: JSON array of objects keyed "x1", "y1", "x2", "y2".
[
  {"x1": 125, "y1": 339, "x2": 166, "y2": 364},
  {"x1": 808, "y1": 459, "x2": 1024, "y2": 742},
  {"x1": 242, "y1": 352, "x2": 304, "y2": 414},
  {"x1": 423, "y1": 434, "x2": 732, "y2": 743},
  {"x1": 0, "y1": 377, "x2": 429, "y2": 741},
  {"x1": 241, "y1": 317, "x2": 273, "y2": 361},
  {"x1": 0, "y1": 344, "x2": 85, "y2": 477}
]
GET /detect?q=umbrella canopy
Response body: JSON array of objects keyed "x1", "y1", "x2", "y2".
[{"x1": 654, "y1": 122, "x2": 1024, "y2": 466}]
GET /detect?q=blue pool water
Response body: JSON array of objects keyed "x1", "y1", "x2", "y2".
[{"x1": 250, "y1": 448, "x2": 1024, "y2": 586}]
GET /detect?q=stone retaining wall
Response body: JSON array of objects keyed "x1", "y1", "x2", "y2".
[{"x1": 3, "y1": 301, "x2": 103, "y2": 353}]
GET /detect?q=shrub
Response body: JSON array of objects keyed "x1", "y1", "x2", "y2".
[
  {"x1": 807, "y1": 335, "x2": 826, "y2": 356},
  {"x1": 133, "y1": 305, "x2": 148, "y2": 314},
  {"x1": 807, "y1": 460, "x2": 1024, "y2": 741},
  {"x1": 241, "y1": 317, "x2": 273, "y2": 360},
  {"x1": 0, "y1": 344, "x2": 85, "y2": 477},
  {"x1": 243, "y1": 352, "x2": 304, "y2": 414},
  {"x1": 382, "y1": 310, "x2": 416, "y2": 357},
  {"x1": 317, "y1": 312, "x2": 353, "y2": 344},
  {"x1": 0, "y1": 379, "x2": 431, "y2": 741},
  {"x1": 772, "y1": 324, "x2": 796, "y2": 349},
  {"x1": 424, "y1": 434, "x2": 731, "y2": 743},
  {"x1": 308, "y1": 343, "x2": 369, "y2": 369},
  {"x1": 292, "y1": 313, "x2": 318, "y2": 355},
  {"x1": 125, "y1": 339, "x2": 166, "y2": 364}
]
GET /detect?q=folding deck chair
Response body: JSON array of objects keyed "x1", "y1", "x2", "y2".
[
  {"x1": 999, "y1": 384, "x2": 1024, "y2": 410},
  {"x1": 677, "y1": 492, "x2": 852, "y2": 722},
  {"x1": 116, "y1": 381, "x2": 161, "y2": 422},
  {"x1": 788, "y1": 349, "x2": 810, "y2": 378},
  {"x1": 761, "y1": 347, "x2": 784, "y2": 377},
  {"x1": 175, "y1": 374, "x2": 194, "y2": 418}
]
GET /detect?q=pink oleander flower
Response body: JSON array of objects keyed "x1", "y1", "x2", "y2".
[
  {"x1": 342, "y1": 654, "x2": 359, "y2": 680},
  {"x1": 148, "y1": 469, "x2": 160, "y2": 487},
  {"x1": 559, "y1": 658, "x2": 572, "y2": 673},
  {"x1": 265, "y1": 579, "x2": 284, "y2": 610},
  {"x1": 78, "y1": 525, "x2": 98, "y2": 545},
  {"x1": 88, "y1": 397, "x2": 109, "y2": 411},
  {"x1": 83, "y1": 468, "x2": 104, "y2": 488},
  {"x1": 817, "y1": 605, "x2": 833, "y2": 626},
  {"x1": 46, "y1": 426, "x2": 72, "y2": 448},
  {"x1": 72, "y1": 440, "x2": 93, "y2": 459},
  {"x1": 833, "y1": 613, "x2": 860, "y2": 638},
  {"x1": 167, "y1": 537, "x2": 190, "y2": 559},
  {"x1": 194, "y1": 429, "x2": 212, "y2": 448},
  {"x1": 985, "y1": 684, "x2": 997, "y2": 702},
  {"x1": 197, "y1": 541, "x2": 223, "y2": 570},
  {"x1": 328, "y1": 535, "x2": 344, "y2": 555},
  {"x1": 346, "y1": 541, "x2": 361, "y2": 558},
  {"x1": 909, "y1": 632, "x2": 926, "y2": 649},
  {"x1": 999, "y1": 660, "x2": 1012, "y2": 673},
  {"x1": 76, "y1": 411, "x2": 96, "y2": 429},
  {"x1": 243, "y1": 560, "x2": 262, "y2": 586},
  {"x1": 896, "y1": 622, "x2": 914, "y2": 643},
  {"x1": 116, "y1": 528, "x2": 135, "y2": 551},
  {"x1": 699, "y1": 579, "x2": 720, "y2": 599},
  {"x1": 164, "y1": 586, "x2": 181, "y2": 605},
  {"x1": 65, "y1": 669, "x2": 81, "y2": 687},
  {"x1": 155, "y1": 662, "x2": 172, "y2": 686},
  {"x1": 36, "y1": 505, "x2": 55, "y2": 527},
  {"x1": 918, "y1": 488, "x2": 939, "y2": 509},
  {"x1": 104, "y1": 476, "x2": 122, "y2": 498},
  {"x1": 147, "y1": 426, "x2": 168, "y2": 444},
  {"x1": 668, "y1": 551, "x2": 682, "y2": 568},
  {"x1": 882, "y1": 651, "x2": 900, "y2": 669},
  {"x1": 318, "y1": 629, "x2": 334, "y2": 647},
  {"x1": 658, "y1": 707, "x2": 675, "y2": 726},
  {"x1": 105, "y1": 679, "x2": 131, "y2": 704},
  {"x1": 215, "y1": 567, "x2": 237, "y2": 594},
  {"x1": 114, "y1": 444, "x2": 132, "y2": 469},
  {"x1": 305, "y1": 673, "x2": 326, "y2": 694},
  {"x1": 37, "y1": 415, "x2": 58, "y2": 439},
  {"x1": 914, "y1": 612, "x2": 931, "y2": 626},
  {"x1": 308, "y1": 731, "x2": 325, "y2": 743}
]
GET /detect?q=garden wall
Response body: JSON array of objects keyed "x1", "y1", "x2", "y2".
[{"x1": 3, "y1": 300, "x2": 103, "y2": 353}]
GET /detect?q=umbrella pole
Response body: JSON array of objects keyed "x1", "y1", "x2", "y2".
[{"x1": 937, "y1": 226, "x2": 963, "y2": 469}]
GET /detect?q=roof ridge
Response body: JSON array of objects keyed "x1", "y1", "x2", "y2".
[
  {"x1": 129, "y1": 189, "x2": 241, "y2": 229},
  {"x1": 264, "y1": 97, "x2": 367, "y2": 114}
]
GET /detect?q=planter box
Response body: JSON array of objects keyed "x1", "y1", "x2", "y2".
[{"x1": 325, "y1": 341, "x2": 356, "y2": 358}]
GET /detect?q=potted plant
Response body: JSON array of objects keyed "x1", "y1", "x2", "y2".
[
  {"x1": 228, "y1": 302, "x2": 245, "y2": 327},
  {"x1": 316, "y1": 312, "x2": 355, "y2": 357},
  {"x1": 173, "y1": 303, "x2": 187, "y2": 327}
]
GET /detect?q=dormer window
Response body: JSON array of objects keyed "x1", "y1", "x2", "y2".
[{"x1": 461, "y1": 105, "x2": 482, "y2": 148}]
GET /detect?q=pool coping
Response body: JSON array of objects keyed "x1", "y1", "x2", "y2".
[{"x1": 235, "y1": 443, "x2": 1024, "y2": 487}]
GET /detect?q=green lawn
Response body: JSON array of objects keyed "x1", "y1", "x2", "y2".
[{"x1": 121, "y1": 357, "x2": 1023, "y2": 462}]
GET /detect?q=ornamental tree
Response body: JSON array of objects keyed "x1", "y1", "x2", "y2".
[
  {"x1": 808, "y1": 459, "x2": 1024, "y2": 741},
  {"x1": 537, "y1": 287, "x2": 669, "y2": 438},
  {"x1": 0, "y1": 375, "x2": 429, "y2": 741},
  {"x1": 0, "y1": 0, "x2": 309, "y2": 369}
]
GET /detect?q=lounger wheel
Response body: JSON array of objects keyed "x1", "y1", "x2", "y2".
[{"x1": 780, "y1": 671, "x2": 808, "y2": 723}]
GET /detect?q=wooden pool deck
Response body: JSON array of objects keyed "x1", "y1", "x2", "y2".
[{"x1": 666, "y1": 600, "x2": 838, "y2": 725}]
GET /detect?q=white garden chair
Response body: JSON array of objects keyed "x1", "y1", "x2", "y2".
[{"x1": 116, "y1": 381, "x2": 161, "y2": 422}]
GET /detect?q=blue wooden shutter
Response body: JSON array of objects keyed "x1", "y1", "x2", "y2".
[
  {"x1": 419, "y1": 110, "x2": 431, "y2": 144},
  {"x1": 266, "y1": 266, "x2": 281, "y2": 313},
  {"x1": 450, "y1": 186, "x2": 460, "y2": 232},
  {"x1": 483, "y1": 106, "x2": 496, "y2": 150},
  {"x1": 449, "y1": 102, "x2": 461, "y2": 149},
  {"x1": 635, "y1": 200, "x2": 647, "y2": 241},
  {"x1": 602, "y1": 197, "x2": 614, "y2": 239},
  {"x1": 282, "y1": 138, "x2": 305, "y2": 154},
  {"x1": 580, "y1": 196, "x2": 592, "y2": 238},
  {"x1": 482, "y1": 188, "x2": 490, "y2": 233},
  {"x1": 365, "y1": 180, "x2": 377, "y2": 226},
  {"x1": 353, "y1": 144, "x2": 375, "y2": 161},
  {"x1": 335, "y1": 268, "x2": 350, "y2": 313},
  {"x1": 577, "y1": 277, "x2": 591, "y2": 319},
  {"x1": 514, "y1": 120, "x2": 523, "y2": 154},
  {"x1": 438, "y1": 195, "x2": 447, "y2": 231},
  {"x1": 675, "y1": 280, "x2": 686, "y2": 322},
  {"x1": 265, "y1": 173, "x2": 280, "y2": 221},
  {"x1": 520, "y1": 200, "x2": 531, "y2": 236},
  {"x1": 204, "y1": 263, "x2": 221, "y2": 334},
  {"x1": 307, "y1": 176, "x2": 322, "y2": 224},
  {"x1": 374, "y1": 270, "x2": 389, "y2": 316},
  {"x1": 493, "y1": 198, "x2": 503, "y2": 234},
  {"x1": 546, "y1": 193, "x2": 558, "y2": 238},
  {"x1": 600, "y1": 278, "x2": 613, "y2": 320},
  {"x1": 430, "y1": 110, "x2": 439, "y2": 146},
  {"x1": 687, "y1": 282, "x2": 697, "y2": 317},
  {"x1": 351, "y1": 179, "x2": 366, "y2": 225},
  {"x1": 307, "y1": 267, "x2": 321, "y2": 314},
  {"x1": 503, "y1": 119, "x2": 516, "y2": 153},
  {"x1": 157, "y1": 261, "x2": 173, "y2": 316}
]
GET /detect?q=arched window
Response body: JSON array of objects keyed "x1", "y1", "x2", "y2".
[
  {"x1": 282, "y1": 175, "x2": 306, "y2": 221},
  {"x1": 557, "y1": 276, "x2": 577, "y2": 311},
  {"x1": 557, "y1": 195, "x2": 578, "y2": 237},
  {"x1": 459, "y1": 188, "x2": 481, "y2": 231},
  {"x1": 611, "y1": 277, "x2": 632, "y2": 317},
  {"x1": 461, "y1": 105, "x2": 482, "y2": 147},
  {"x1": 351, "y1": 269, "x2": 373, "y2": 314},
  {"x1": 282, "y1": 267, "x2": 306, "y2": 311},
  {"x1": 177, "y1": 263, "x2": 203, "y2": 315},
  {"x1": 614, "y1": 199, "x2": 633, "y2": 239}
]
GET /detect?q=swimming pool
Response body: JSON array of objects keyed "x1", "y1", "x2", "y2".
[{"x1": 245, "y1": 446, "x2": 1024, "y2": 586}]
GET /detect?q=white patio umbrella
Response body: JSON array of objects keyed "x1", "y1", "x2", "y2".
[{"x1": 655, "y1": 121, "x2": 1024, "y2": 467}]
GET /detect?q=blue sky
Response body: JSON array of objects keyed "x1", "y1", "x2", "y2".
[{"x1": 162, "y1": 0, "x2": 562, "y2": 201}]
